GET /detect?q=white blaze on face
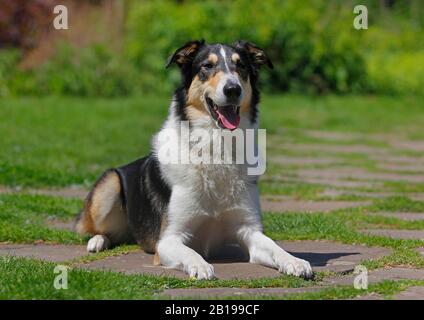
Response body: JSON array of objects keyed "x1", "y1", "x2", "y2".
[
  {"x1": 220, "y1": 45, "x2": 230, "y2": 72},
  {"x1": 213, "y1": 46, "x2": 243, "y2": 106}
]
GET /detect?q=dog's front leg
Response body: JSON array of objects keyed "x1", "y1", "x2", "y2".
[
  {"x1": 240, "y1": 229, "x2": 313, "y2": 279},
  {"x1": 157, "y1": 234, "x2": 215, "y2": 280},
  {"x1": 156, "y1": 185, "x2": 214, "y2": 280}
]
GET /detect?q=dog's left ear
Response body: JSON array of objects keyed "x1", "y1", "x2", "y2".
[
  {"x1": 233, "y1": 40, "x2": 273, "y2": 69},
  {"x1": 166, "y1": 39, "x2": 205, "y2": 68}
]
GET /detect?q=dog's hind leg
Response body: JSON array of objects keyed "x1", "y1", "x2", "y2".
[{"x1": 75, "y1": 169, "x2": 131, "y2": 253}]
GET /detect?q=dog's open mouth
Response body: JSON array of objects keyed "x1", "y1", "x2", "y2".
[{"x1": 206, "y1": 96, "x2": 240, "y2": 130}]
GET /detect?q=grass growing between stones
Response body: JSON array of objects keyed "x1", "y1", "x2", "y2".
[
  {"x1": 0, "y1": 256, "x2": 313, "y2": 299},
  {"x1": 2, "y1": 94, "x2": 424, "y2": 299},
  {"x1": 275, "y1": 280, "x2": 424, "y2": 300},
  {"x1": 2, "y1": 256, "x2": 422, "y2": 300}
]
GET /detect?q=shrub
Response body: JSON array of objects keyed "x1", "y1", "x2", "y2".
[
  {"x1": 125, "y1": 0, "x2": 367, "y2": 94},
  {"x1": 4, "y1": 44, "x2": 139, "y2": 97}
]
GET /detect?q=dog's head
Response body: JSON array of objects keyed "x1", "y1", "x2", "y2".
[{"x1": 166, "y1": 40, "x2": 273, "y2": 130}]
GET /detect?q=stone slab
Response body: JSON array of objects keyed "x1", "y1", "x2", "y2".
[
  {"x1": 279, "y1": 144, "x2": 389, "y2": 155},
  {"x1": 361, "y1": 229, "x2": 424, "y2": 240},
  {"x1": 161, "y1": 286, "x2": 324, "y2": 298},
  {"x1": 394, "y1": 286, "x2": 424, "y2": 300},
  {"x1": 0, "y1": 186, "x2": 87, "y2": 199},
  {"x1": 350, "y1": 293, "x2": 384, "y2": 300},
  {"x1": 324, "y1": 268, "x2": 424, "y2": 286},
  {"x1": 269, "y1": 156, "x2": 340, "y2": 166},
  {"x1": 297, "y1": 168, "x2": 424, "y2": 183},
  {"x1": 369, "y1": 212, "x2": 424, "y2": 221},
  {"x1": 261, "y1": 199, "x2": 369, "y2": 213},
  {"x1": 0, "y1": 244, "x2": 87, "y2": 262},
  {"x1": 80, "y1": 240, "x2": 391, "y2": 279}
]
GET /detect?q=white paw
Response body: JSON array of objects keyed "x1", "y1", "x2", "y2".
[
  {"x1": 87, "y1": 235, "x2": 110, "y2": 253},
  {"x1": 186, "y1": 261, "x2": 215, "y2": 280},
  {"x1": 277, "y1": 256, "x2": 313, "y2": 279}
]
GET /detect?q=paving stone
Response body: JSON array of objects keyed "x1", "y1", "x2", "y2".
[
  {"x1": 261, "y1": 199, "x2": 370, "y2": 213},
  {"x1": 80, "y1": 240, "x2": 391, "y2": 278},
  {"x1": 361, "y1": 229, "x2": 424, "y2": 240},
  {"x1": 0, "y1": 186, "x2": 87, "y2": 199},
  {"x1": 368, "y1": 212, "x2": 424, "y2": 221},
  {"x1": 324, "y1": 268, "x2": 424, "y2": 286},
  {"x1": 370, "y1": 155, "x2": 424, "y2": 165},
  {"x1": 279, "y1": 143, "x2": 390, "y2": 155},
  {"x1": 0, "y1": 244, "x2": 87, "y2": 262},
  {"x1": 390, "y1": 140, "x2": 424, "y2": 152},
  {"x1": 417, "y1": 247, "x2": 424, "y2": 256},
  {"x1": 410, "y1": 194, "x2": 424, "y2": 202},
  {"x1": 350, "y1": 293, "x2": 384, "y2": 300},
  {"x1": 278, "y1": 241, "x2": 391, "y2": 273},
  {"x1": 263, "y1": 174, "x2": 381, "y2": 189},
  {"x1": 319, "y1": 189, "x2": 398, "y2": 199},
  {"x1": 296, "y1": 177, "x2": 380, "y2": 189},
  {"x1": 269, "y1": 156, "x2": 340, "y2": 166},
  {"x1": 297, "y1": 168, "x2": 424, "y2": 183},
  {"x1": 377, "y1": 163, "x2": 424, "y2": 173},
  {"x1": 161, "y1": 286, "x2": 324, "y2": 298},
  {"x1": 394, "y1": 286, "x2": 424, "y2": 300},
  {"x1": 303, "y1": 130, "x2": 364, "y2": 142}
]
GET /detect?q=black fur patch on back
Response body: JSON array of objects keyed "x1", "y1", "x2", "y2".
[{"x1": 115, "y1": 154, "x2": 171, "y2": 252}]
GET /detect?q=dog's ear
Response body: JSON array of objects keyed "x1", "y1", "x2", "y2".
[
  {"x1": 233, "y1": 40, "x2": 273, "y2": 69},
  {"x1": 166, "y1": 40, "x2": 205, "y2": 69}
]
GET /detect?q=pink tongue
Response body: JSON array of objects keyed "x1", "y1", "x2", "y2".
[{"x1": 216, "y1": 108, "x2": 240, "y2": 130}]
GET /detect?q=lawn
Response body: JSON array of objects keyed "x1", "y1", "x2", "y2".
[{"x1": 1, "y1": 94, "x2": 424, "y2": 299}]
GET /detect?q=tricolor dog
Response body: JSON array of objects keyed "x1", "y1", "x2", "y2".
[{"x1": 75, "y1": 40, "x2": 313, "y2": 280}]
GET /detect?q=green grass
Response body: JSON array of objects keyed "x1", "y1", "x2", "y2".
[
  {"x1": 0, "y1": 256, "x2": 313, "y2": 299},
  {"x1": 0, "y1": 193, "x2": 83, "y2": 243},
  {"x1": 0, "y1": 96, "x2": 167, "y2": 187},
  {"x1": 2, "y1": 256, "x2": 422, "y2": 300},
  {"x1": 2, "y1": 94, "x2": 424, "y2": 187},
  {"x1": 1, "y1": 94, "x2": 424, "y2": 299}
]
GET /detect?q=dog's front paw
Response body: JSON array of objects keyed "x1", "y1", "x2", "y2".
[
  {"x1": 186, "y1": 261, "x2": 215, "y2": 280},
  {"x1": 87, "y1": 235, "x2": 110, "y2": 253},
  {"x1": 277, "y1": 256, "x2": 313, "y2": 279}
]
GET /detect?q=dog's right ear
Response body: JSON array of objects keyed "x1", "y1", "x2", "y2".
[{"x1": 165, "y1": 40, "x2": 205, "y2": 69}]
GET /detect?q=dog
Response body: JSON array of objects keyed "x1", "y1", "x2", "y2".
[{"x1": 75, "y1": 40, "x2": 312, "y2": 280}]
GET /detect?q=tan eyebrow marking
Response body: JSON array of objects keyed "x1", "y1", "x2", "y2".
[
  {"x1": 208, "y1": 53, "x2": 218, "y2": 64},
  {"x1": 231, "y1": 53, "x2": 240, "y2": 62}
]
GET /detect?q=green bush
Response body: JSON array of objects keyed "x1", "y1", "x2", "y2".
[
  {"x1": 3, "y1": 44, "x2": 139, "y2": 97},
  {"x1": 0, "y1": 49, "x2": 21, "y2": 97},
  {"x1": 0, "y1": 0, "x2": 423, "y2": 97},
  {"x1": 125, "y1": 0, "x2": 367, "y2": 94},
  {"x1": 363, "y1": 25, "x2": 424, "y2": 95}
]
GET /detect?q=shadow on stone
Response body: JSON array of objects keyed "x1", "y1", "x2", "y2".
[{"x1": 290, "y1": 251, "x2": 360, "y2": 268}]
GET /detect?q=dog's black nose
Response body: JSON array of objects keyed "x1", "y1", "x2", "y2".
[{"x1": 223, "y1": 82, "x2": 241, "y2": 99}]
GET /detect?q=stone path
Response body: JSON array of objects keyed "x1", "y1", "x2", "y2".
[
  {"x1": 0, "y1": 186, "x2": 87, "y2": 199},
  {"x1": 160, "y1": 287, "x2": 324, "y2": 298},
  {"x1": 324, "y1": 267, "x2": 424, "y2": 286},
  {"x1": 261, "y1": 199, "x2": 370, "y2": 213},
  {"x1": 368, "y1": 212, "x2": 424, "y2": 221},
  {"x1": 0, "y1": 241, "x2": 391, "y2": 279},
  {"x1": 162, "y1": 267, "x2": 424, "y2": 298},
  {"x1": 394, "y1": 286, "x2": 424, "y2": 300},
  {"x1": 2, "y1": 131, "x2": 424, "y2": 299},
  {"x1": 361, "y1": 229, "x2": 424, "y2": 240},
  {"x1": 0, "y1": 244, "x2": 87, "y2": 262},
  {"x1": 296, "y1": 167, "x2": 424, "y2": 183}
]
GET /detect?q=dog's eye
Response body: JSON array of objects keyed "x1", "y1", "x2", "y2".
[{"x1": 202, "y1": 63, "x2": 214, "y2": 70}]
